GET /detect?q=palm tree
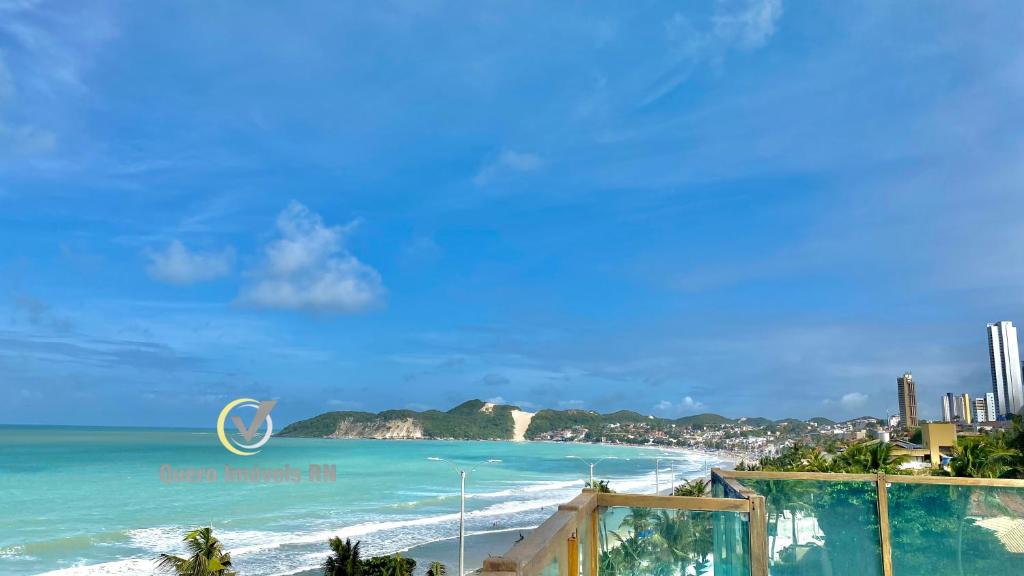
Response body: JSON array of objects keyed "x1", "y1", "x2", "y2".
[
  {"x1": 622, "y1": 507, "x2": 655, "y2": 535},
  {"x1": 323, "y1": 537, "x2": 363, "y2": 576},
  {"x1": 944, "y1": 441, "x2": 1016, "y2": 478},
  {"x1": 651, "y1": 510, "x2": 688, "y2": 571},
  {"x1": 156, "y1": 527, "x2": 236, "y2": 576},
  {"x1": 609, "y1": 533, "x2": 647, "y2": 574},
  {"x1": 586, "y1": 479, "x2": 613, "y2": 493},
  {"x1": 834, "y1": 441, "x2": 872, "y2": 472},
  {"x1": 426, "y1": 561, "x2": 447, "y2": 576},
  {"x1": 804, "y1": 451, "x2": 833, "y2": 473},
  {"x1": 672, "y1": 478, "x2": 709, "y2": 497},
  {"x1": 833, "y1": 440, "x2": 907, "y2": 473},
  {"x1": 868, "y1": 441, "x2": 909, "y2": 473}
]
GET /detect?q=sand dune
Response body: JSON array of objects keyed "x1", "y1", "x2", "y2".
[{"x1": 510, "y1": 409, "x2": 534, "y2": 441}]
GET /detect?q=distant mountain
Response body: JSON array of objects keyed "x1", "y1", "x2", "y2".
[
  {"x1": 845, "y1": 415, "x2": 884, "y2": 424},
  {"x1": 675, "y1": 413, "x2": 734, "y2": 427},
  {"x1": 281, "y1": 400, "x2": 853, "y2": 441},
  {"x1": 525, "y1": 409, "x2": 604, "y2": 439},
  {"x1": 602, "y1": 410, "x2": 651, "y2": 423},
  {"x1": 808, "y1": 417, "x2": 836, "y2": 426},
  {"x1": 279, "y1": 399, "x2": 521, "y2": 440},
  {"x1": 737, "y1": 417, "x2": 774, "y2": 427},
  {"x1": 775, "y1": 418, "x2": 804, "y2": 426}
]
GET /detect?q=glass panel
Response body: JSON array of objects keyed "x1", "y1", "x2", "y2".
[
  {"x1": 742, "y1": 479, "x2": 883, "y2": 576},
  {"x1": 712, "y1": 475, "x2": 728, "y2": 499},
  {"x1": 540, "y1": 554, "x2": 560, "y2": 576},
  {"x1": 710, "y1": 474, "x2": 751, "y2": 576},
  {"x1": 597, "y1": 505, "x2": 750, "y2": 576},
  {"x1": 578, "y1": 514, "x2": 589, "y2": 576},
  {"x1": 888, "y1": 482, "x2": 1024, "y2": 576}
]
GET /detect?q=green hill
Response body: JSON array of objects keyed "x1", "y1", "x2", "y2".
[
  {"x1": 276, "y1": 410, "x2": 378, "y2": 437},
  {"x1": 808, "y1": 417, "x2": 836, "y2": 426},
  {"x1": 676, "y1": 413, "x2": 734, "y2": 427},
  {"x1": 282, "y1": 399, "x2": 853, "y2": 442},
  {"x1": 525, "y1": 409, "x2": 604, "y2": 439},
  {"x1": 775, "y1": 418, "x2": 803, "y2": 426},
  {"x1": 845, "y1": 415, "x2": 883, "y2": 424},
  {"x1": 601, "y1": 410, "x2": 651, "y2": 423},
  {"x1": 279, "y1": 399, "x2": 516, "y2": 440}
]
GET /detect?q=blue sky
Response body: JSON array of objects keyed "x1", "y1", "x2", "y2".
[{"x1": 2, "y1": 1, "x2": 1023, "y2": 427}]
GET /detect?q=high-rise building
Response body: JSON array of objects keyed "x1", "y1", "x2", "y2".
[
  {"x1": 897, "y1": 372, "x2": 918, "y2": 429},
  {"x1": 942, "y1": 392, "x2": 973, "y2": 423},
  {"x1": 960, "y1": 393, "x2": 972, "y2": 424},
  {"x1": 974, "y1": 397, "x2": 989, "y2": 423},
  {"x1": 942, "y1": 393, "x2": 955, "y2": 422},
  {"x1": 987, "y1": 321, "x2": 1024, "y2": 419},
  {"x1": 986, "y1": 392, "x2": 997, "y2": 422}
]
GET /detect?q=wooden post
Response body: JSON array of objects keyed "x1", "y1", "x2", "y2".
[
  {"x1": 876, "y1": 473, "x2": 894, "y2": 576},
  {"x1": 556, "y1": 533, "x2": 569, "y2": 576},
  {"x1": 748, "y1": 494, "x2": 769, "y2": 576},
  {"x1": 588, "y1": 509, "x2": 598, "y2": 576},
  {"x1": 481, "y1": 557, "x2": 518, "y2": 576},
  {"x1": 567, "y1": 533, "x2": 579, "y2": 576}
]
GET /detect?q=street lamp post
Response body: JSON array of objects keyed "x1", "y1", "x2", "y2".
[
  {"x1": 566, "y1": 455, "x2": 620, "y2": 488},
  {"x1": 428, "y1": 457, "x2": 501, "y2": 576},
  {"x1": 653, "y1": 455, "x2": 680, "y2": 494},
  {"x1": 655, "y1": 456, "x2": 661, "y2": 494},
  {"x1": 669, "y1": 460, "x2": 675, "y2": 494}
]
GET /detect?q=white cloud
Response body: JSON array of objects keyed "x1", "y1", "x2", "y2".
[
  {"x1": 0, "y1": 58, "x2": 57, "y2": 155},
  {"x1": 145, "y1": 240, "x2": 234, "y2": 285},
  {"x1": 0, "y1": 2, "x2": 116, "y2": 158},
  {"x1": 840, "y1": 392, "x2": 869, "y2": 410},
  {"x1": 713, "y1": 0, "x2": 783, "y2": 49},
  {"x1": 240, "y1": 201, "x2": 384, "y2": 313},
  {"x1": 649, "y1": 0, "x2": 783, "y2": 107},
  {"x1": 654, "y1": 396, "x2": 705, "y2": 415},
  {"x1": 473, "y1": 150, "x2": 545, "y2": 186}
]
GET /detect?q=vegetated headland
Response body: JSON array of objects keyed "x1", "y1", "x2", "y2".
[{"x1": 279, "y1": 398, "x2": 870, "y2": 457}]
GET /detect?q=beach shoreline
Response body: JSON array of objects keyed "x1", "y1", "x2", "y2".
[
  {"x1": 11, "y1": 431, "x2": 739, "y2": 576},
  {"x1": 289, "y1": 528, "x2": 533, "y2": 576}
]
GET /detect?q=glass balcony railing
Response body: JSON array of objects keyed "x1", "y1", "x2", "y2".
[
  {"x1": 482, "y1": 471, "x2": 1024, "y2": 576},
  {"x1": 739, "y1": 478, "x2": 884, "y2": 576}
]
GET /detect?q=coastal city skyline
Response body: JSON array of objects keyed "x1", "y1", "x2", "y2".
[{"x1": 892, "y1": 320, "x2": 1024, "y2": 430}]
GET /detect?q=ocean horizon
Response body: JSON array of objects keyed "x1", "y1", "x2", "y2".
[{"x1": 0, "y1": 426, "x2": 730, "y2": 576}]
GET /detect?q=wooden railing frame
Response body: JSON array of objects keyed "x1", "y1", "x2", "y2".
[
  {"x1": 484, "y1": 469, "x2": 1024, "y2": 576},
  {"x1": 713, "y1": 468, "x2": 1024, "y2": 576},
  {"x1": 483, "y1": 490, "x2": 598, "y2": 576},
  {"x1": 711, "y1": 469, "x2": 767, "y2": 576},
  {"x1": 596, "y1": 492, "x2": 750, "y2": 512},
  {"x1": 484, "y1": 489, "x2": 756, "y2": 576},
  {"x1": 714, "y1": 468, "x2": 1024, "y2": 487}
]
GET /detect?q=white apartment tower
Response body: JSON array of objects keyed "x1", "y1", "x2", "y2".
[
  {"x1": 988, "y1": 321, "x2": 1024, "y2": 419},
  {"x1": 942, "y1": 393, "x2": 955, "y2": 422},
  {"x1": 974, "y1": 397, "x2": 988, "y2": 423}
]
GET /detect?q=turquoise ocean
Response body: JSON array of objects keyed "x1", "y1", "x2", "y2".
[{"x1": 0, "y1": 426, "x2": 729, "y2": 575}]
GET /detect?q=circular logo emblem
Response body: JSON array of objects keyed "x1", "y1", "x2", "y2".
[{"x1": 217, "y1": 398, "x2": 277, "y2": 456}]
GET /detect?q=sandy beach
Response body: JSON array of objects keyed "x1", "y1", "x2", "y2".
[{"x1": 293, "y1": 529, "x2": 532, "y2": 576}]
